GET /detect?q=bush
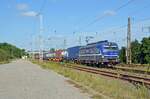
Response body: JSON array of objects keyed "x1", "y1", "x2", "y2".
[
  {"x1": 0, "y1": 49, "x2": 9, "y2": 61},
  {"x1": 0, "y1": 42, "x2": 27, "y2": 62},
  {"x1": 119, "y1": 36, "x2": 150, "y2": 64}
]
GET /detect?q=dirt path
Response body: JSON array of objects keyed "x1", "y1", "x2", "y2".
[{"x1": 0, "y1": 60, "x2": 91, "y2": 99}]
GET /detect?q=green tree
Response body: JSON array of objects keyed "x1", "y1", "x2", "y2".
[
  {"x1": 119, "y1": 37, "x2": 150, "y2": 64},
  {"x1": 0, "y1": 49, "x2": 9, "y2": 61},
  {"x1": 131, "y1": 40, "x2": 141, "y2": 63},
  {"x1": 0, "y1": 42, "x2": 27, "y2": 62},
  {"x1": 50, "y1": 48, "x2": 55, "y2": 52},
  {"x1": 140, "y1": 37, "x2": 150, "y2": 64},
  {"x1": 119, "y1": 47, "x2": 126, "y2": 63}
]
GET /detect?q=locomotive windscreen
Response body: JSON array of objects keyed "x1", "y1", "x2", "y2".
[{"x1": 104, "y1": 46, "x2": 118, "y2": 50}]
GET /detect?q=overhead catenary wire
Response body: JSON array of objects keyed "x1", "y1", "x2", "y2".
[
  {"x1": 74, "y1": 0, "x2": 136, "y2": 33},
  {"x1": 74, "y1": 17, "x2": 150, "y2": 48},
  {"x1": 97, "y1": 17, "x2": 150, "y2": 35},
  {"x1": 128, "y1": 3, "x2": 150, "y2": 16},
  {"x1": 39, "y1": 0, "x2": 47, "y2": 14},
  {"x1": 88, "y1": 16, "x2": 150, "y2": 48},
  {"x1": 75, "y1": 0, "x2": 147, "y2": 34},
  {"x1": 114, "y1": 0, "x2": 135, "y2": 12}
]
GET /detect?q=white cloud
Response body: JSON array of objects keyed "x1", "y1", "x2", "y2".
[
  {"x1": 21, "y1": 11, "x2": 38, "y2": 17},
  {"x1": 103, "y1": 10, "x2": 116, "y2": 16},
  {"x1": 16, "y1": 3, "x2": 29, "y2": 11}
]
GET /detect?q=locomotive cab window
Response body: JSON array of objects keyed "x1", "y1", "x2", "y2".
[{"x1": 104, "y1": 46, "x2": 118, "y2": 50}]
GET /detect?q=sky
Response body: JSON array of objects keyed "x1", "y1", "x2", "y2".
[{"x1": 0, "y1": 0, "x2": 150, "y2": 50}]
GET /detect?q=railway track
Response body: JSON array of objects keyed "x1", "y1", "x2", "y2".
[
  {"x1": 64, "y1": 64, "x2": 150, "y2": 87},
  {"x1": 43, "y1": 60, "x2": 150, "y2": 87},
  {"x1": 67, "y1": 63, "x2": 150, "y2": 75},
  {"x1": 114, "y1": 66, "x2": 150, "y2": 75}
]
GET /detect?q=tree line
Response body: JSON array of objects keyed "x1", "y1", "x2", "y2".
[
  {"x1": 0, "y1": 43, "x2": 26, "y2": 62},
  {"x1": 119, "y1": 36, "x2": 150, "y2": 64}
]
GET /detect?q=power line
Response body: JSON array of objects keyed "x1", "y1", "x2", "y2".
[
  {"x1": 39, "y1": 0, "x2": 47, "y2": 14},
  {"x1": 128, "y1": 3, "x2": 150, "y2": 16},
  {"x1": 84, "y1": 17, "x2": 150, "y2": 45},
  {"x1": 74, "y1": 0, "x2": 135, "y2": 33},
  {"x1": 115, "y1": 0, "x2": 135, "y2": 12},
  {"x1": 91, "y1": 0, "x2": 135, "y2": 26},
  {"x1": 99, "y1": 17, "x2": 150, "y2": 35}
]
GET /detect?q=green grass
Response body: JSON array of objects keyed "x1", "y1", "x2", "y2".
[{"x1": 33, "y1": 60, "x2": 150, "y2": 99}]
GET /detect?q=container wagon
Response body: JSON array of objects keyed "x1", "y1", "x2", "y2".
[{"x1": 66, "y1": 46, "x2": 81, "y2": 63}]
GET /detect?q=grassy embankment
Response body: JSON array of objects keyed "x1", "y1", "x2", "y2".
[
  {"x1": 0, "y1": 58, "x2": 11, "y2": 64},
  {"x1": 0, "y1": 42, "x2": 27, "y2": 64},
  {"x1": 0, "y1": 60, "x2": 9, "y2": 64},
  {"x1": 32, "y1": 60, "x2": 150, "y2": 99}
]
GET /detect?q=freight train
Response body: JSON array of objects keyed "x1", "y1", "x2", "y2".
[
  {"x1": 35, "y1": 40, "x2": 119, "y2": 66},
  {"x1": 66, "y1": 40, "x2": 119, "y2": 65},
  {"x1": 43, "y1": 50, "x2": 66, "y2": 62}
]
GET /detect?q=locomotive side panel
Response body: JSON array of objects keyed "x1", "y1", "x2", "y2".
[{"x1": 79, "y1": 40, "x2": 119, "y2": 65}]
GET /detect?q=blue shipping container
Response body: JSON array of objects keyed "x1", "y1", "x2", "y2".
[{"x1": 67, "y1": 46, "x2": 81, "y2": 60}]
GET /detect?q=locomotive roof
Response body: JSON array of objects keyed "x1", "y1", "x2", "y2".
[
  {"x1": 80, "y1": 40, "x2": 117, "y2": 49},
  {"x1": 87, "y1": 40, "x2": 108, "y2": 45},
  {"x1": 67, "y1": 46, "x2": 82, "y2": 49}
]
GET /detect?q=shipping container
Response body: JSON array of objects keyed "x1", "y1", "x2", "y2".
[{"x1": 67, "y1": 46, "x2": 81, "y2": 60}]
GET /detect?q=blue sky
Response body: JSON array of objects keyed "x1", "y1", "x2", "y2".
[{"x1": 0, "y1": 0, "x2": 150, "y2": 50}]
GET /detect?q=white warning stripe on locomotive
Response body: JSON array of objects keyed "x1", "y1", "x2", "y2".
[
  {"x1": 79, "y1": 54, "x2": 118, "y2": 57},
  {"x1": 79, "y1": 54, "x2": 101, "y2": 56},
  {"x1": 104, "y1": 55, "x2": 118, "y2": 57}
]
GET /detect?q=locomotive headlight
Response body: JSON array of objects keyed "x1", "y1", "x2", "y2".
[{"x1": 102, "y1": 55, "x2": 104, "y2": 58}]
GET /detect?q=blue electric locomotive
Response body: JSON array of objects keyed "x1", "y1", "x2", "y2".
[{"x1": 79, "y1": 40, "x2": 119, "y2": 65}]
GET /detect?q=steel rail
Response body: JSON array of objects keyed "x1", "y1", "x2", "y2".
[
  {"x1": 65, "y1": 65, "x2": 150, "y2": 87},
  {"x1": 114, "y1": 66, "x2": 150, "y2": 75},
  {"x1": 68, "y1": 63, "x2": 150, "y2": 75}
]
